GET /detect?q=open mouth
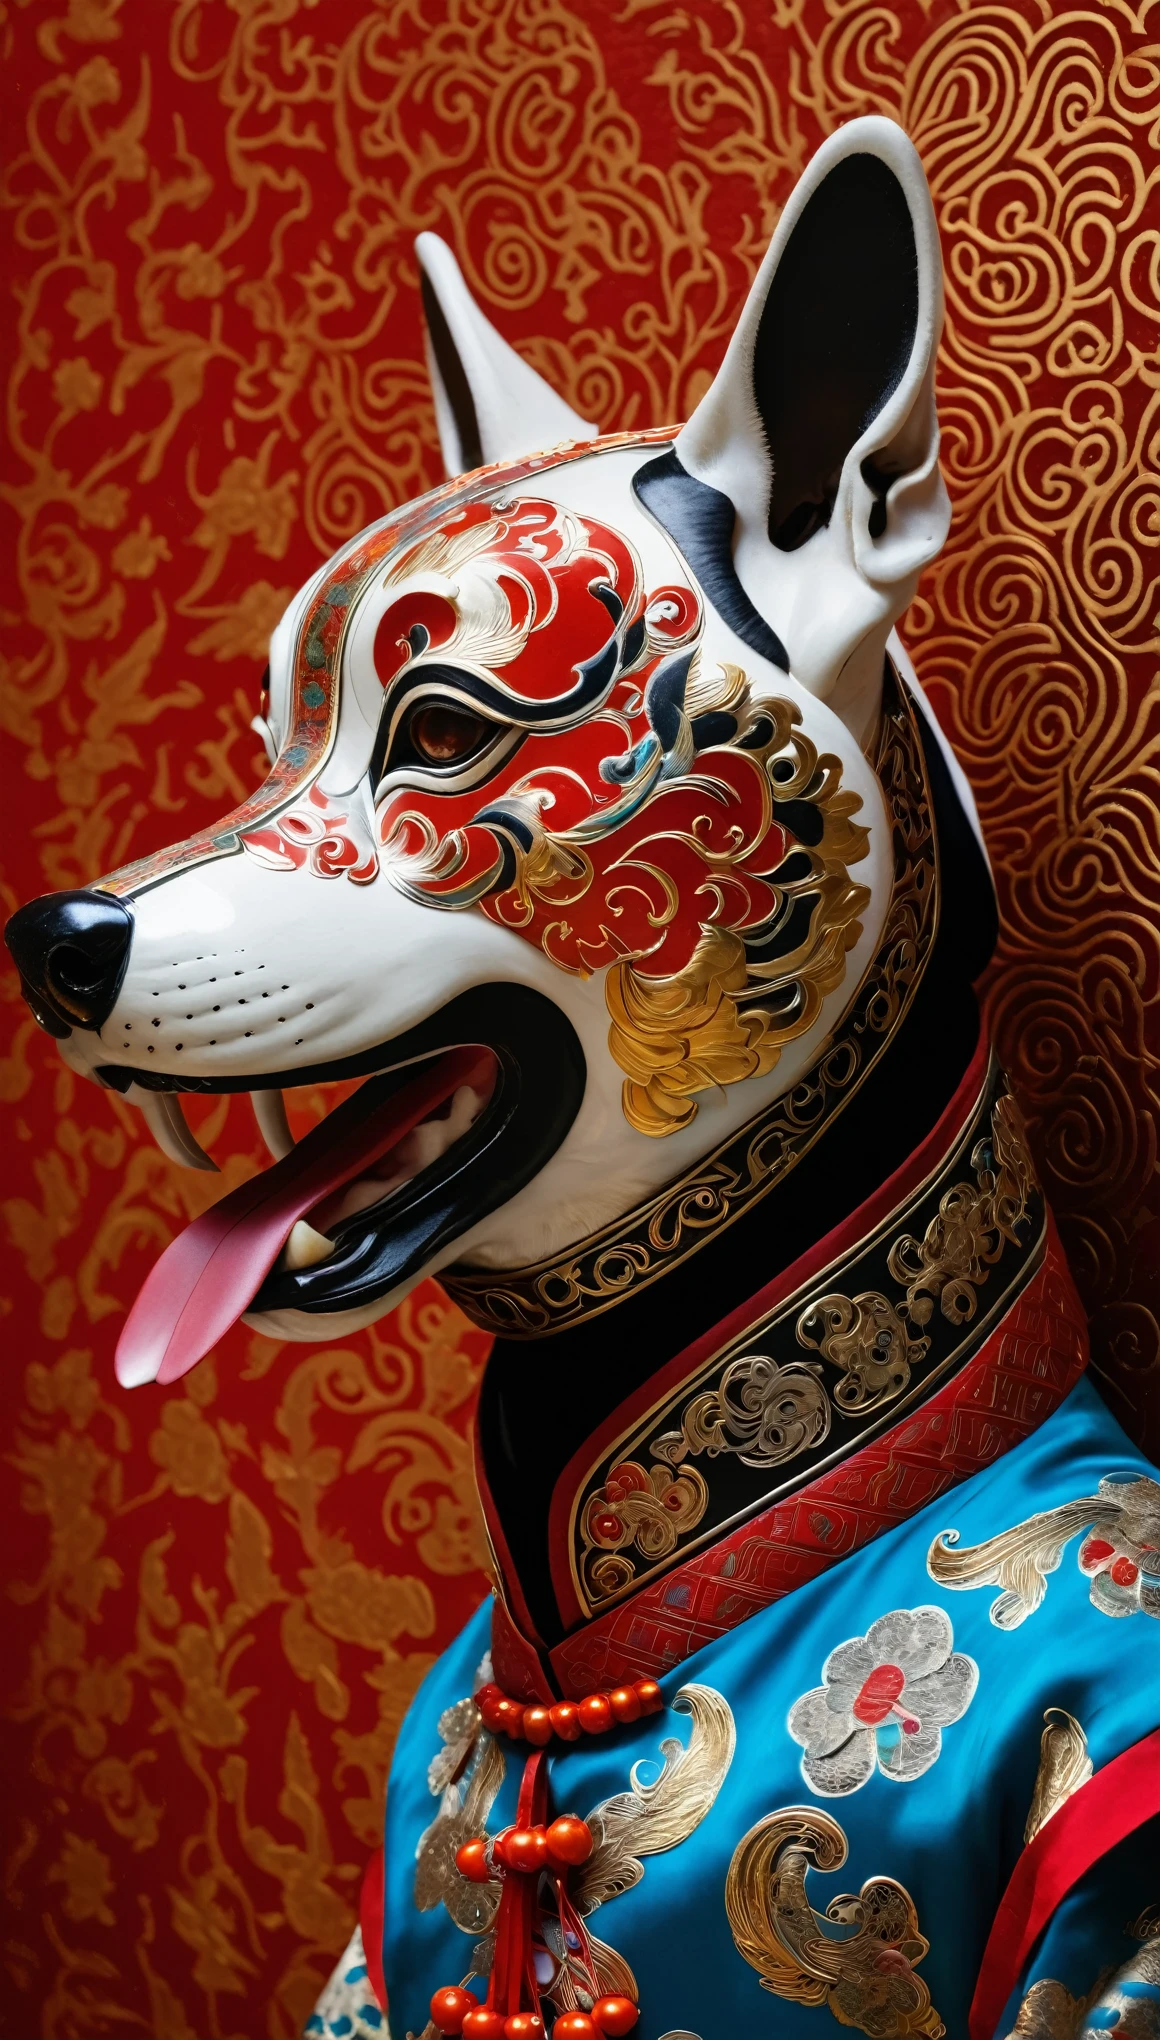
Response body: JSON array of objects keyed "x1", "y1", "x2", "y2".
[{"x1": 100, "y1": 985, "x2": 585, "y2": 1388}]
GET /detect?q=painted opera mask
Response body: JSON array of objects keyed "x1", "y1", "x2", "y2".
[{"x1": 6, "y1": 115, "x2": 970, "y2": 1384}]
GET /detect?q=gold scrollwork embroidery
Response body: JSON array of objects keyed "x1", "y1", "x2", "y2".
[
  {"x1": 1024, "y1": 1709, "x2": 1093, "y2": 1844},
  {"x1": 572, "y1": 1684, "x2": 737, "y2": 1916},
  {"x1": 530, "y1": 1686, "x2": 735, "y2": 2029},
  {"x1": 725, "y1": 1806, "x2": 944, "y2": 2039},
  {"x1": 414, "y1": 1694, "x2": 505, "y2": 1938},
  {"x1": 887, "y1": 1093, "x2": 1034, "y2": 1330},
  {"x1": 1004, "y1": 1978, "x2": 1106, "y2": 2040},
  {"x1": 928, "y1": 1474, "x2": 1160, "y2": 1628},
  {"x1": 1003, "y1": 1934, "x2": 1160, "y2": 2040},
  {"x1": 577, "y1": 1069, "x2": 1039, "y2": 1606},
  {"x1": 580, "y1": 1460, "x2": 710, "y2": 1598},
  {"x1": 793, "y1": 1087, "x2": 1035, "y2": 1404},
  {"x1": 651, "y1": 1354, "x2": 830, "y2": 1468},
  {"x1": 796, "y1": 1293, "x2": 928, "y2": 1413}
]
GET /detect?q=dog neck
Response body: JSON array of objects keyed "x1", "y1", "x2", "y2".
[{"x1": 473, "y1": 688, "x2": 998, "y2": 1653}]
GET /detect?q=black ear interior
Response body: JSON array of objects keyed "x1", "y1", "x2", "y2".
[
  {"x1": 421, "y1": 268, "x2": 483, "y2": 473},
  {"x1": 756, "y1": 153, "x2": 919, "y2": 552}
]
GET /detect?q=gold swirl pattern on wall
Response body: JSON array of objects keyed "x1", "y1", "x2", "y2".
[{"x1": 1, "y1": 1, "x2": 1157, "y2": 2029}]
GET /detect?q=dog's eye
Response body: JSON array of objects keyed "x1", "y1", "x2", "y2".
[{"x1": 409, "y1": 704, "x2": 492, "y2": 765}]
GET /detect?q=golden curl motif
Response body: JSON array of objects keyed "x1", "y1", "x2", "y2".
[
  {"x1": 725, "y1": 1805, "x2": 944, "y2": 2038},
  {"x1": 796, "y1": 1294, "x2": 928, "y2": 1414},
  {"x1": 580, "y1": 1458, "x2": 710, "y2": 1599},
  {"x1": 651, "y1": 1353, "x2": 831, "y2": 1468},
  {"x1": 607, "y1": 699, "x2": 872, "y2": 1136},
  {"x1": 572, "y1": 1684, "x2": 737, "y2": 1916},
  {"x1": 884, "y1": 1088, "x2": 1036, "y2": 1329},
  {"x1": 1023, "y1": 1708, "x2": 1092, "y2": 1845},
  {"x1": 414, "y1": 1695, "x2": 506, "y2": 1936},
  {"x1": 3, "y1": 0, "x2": 1159, "y2": 2026},
  {"x1": 447, "y1": 670, "x2": 938, "y2": 1334}
]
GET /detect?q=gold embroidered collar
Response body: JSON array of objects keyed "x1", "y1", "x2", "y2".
[{"x1": 565, "y1": 1056, "x2": 1043, "y2": 1621}]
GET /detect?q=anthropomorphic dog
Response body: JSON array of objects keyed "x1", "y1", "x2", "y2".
[{"x1": 9, "y1": 117, "x2": 1159, "y2": 2040}]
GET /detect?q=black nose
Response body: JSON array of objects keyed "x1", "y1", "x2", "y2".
[{"x1": 5, "y1": 889, "x2": 134, "y2": 1035}]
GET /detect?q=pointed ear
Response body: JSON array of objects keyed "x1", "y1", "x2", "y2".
[
  {"x1": 673, "y1": 119, "x2": 951, "y2": 721},
  {"x1": 416, "y1": 234, "x2": 595, "y2": 477}
]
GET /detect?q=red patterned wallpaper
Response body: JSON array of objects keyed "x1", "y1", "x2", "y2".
[{"x1": 2, "y1": 3, "x2": 1157, "y2": 2033}]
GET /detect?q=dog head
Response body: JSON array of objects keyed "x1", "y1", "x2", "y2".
[{"x1": 7, "y1": 117, "x2": 954, "y2": 1386}]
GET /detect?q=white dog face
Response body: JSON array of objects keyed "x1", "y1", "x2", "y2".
[{"x1": 6, "y1": 118, "x2": 952, "y2": 1387}]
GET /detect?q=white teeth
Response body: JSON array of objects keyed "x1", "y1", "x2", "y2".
[
  {"x1": 282, "y1": 1220, "x2": 335, "y2": 1270},
  {"x1": 251, "y1": 1088, "x2": 295, "y2": 1161},
  {"x1": 130, "y1": 1086, "x2": 219, "y2": 1172}
]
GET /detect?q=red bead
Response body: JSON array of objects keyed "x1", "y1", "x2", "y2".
[
  {"x1": 545, "y1": 1814, "x2": 594, "y2": 1867},
  {"x1": 592, "y1": 1997, "x2": 639, "y2": 2036},
  {"x1": 504, "y1": 2017, "x2": 544, "y2": 2039},
  {"x1": 634, "y1": 1679, "x2": 663, "y2": 1714},
  {"x1": 608, "y1": 1685, "x2": 641, "y2": 1724},
  {"x1": 499, "y1": 1825, "x2": 549, "y2": 1873},
  {"x1": 479, "y1": 1694, "x2": 507, "y2": 1732},
  {"x1": 462, "y1": 2011, "x2": 507, "y2": 2040},
  {"x1": 873, "y1": 1948, "x2": 914, "y2": 1974},
  {"x1": 549, "y1": 1702, "x2": 582, "y2": 1741},
  {"x1": 578, "y1": 1692, "x2": 613, "y2": 1735},
  {"x1": 474, "y1": 1683, "x2": 502, "y2": 1708},
  {"x1": 494, "y1": 1698, "x2": 526, "y2": 1737},
  {"x1": 454, "y1": 1838, "x2": 492, "y2": 1884},
  {"x1": 553, "y1": 2018, "x2": 599, "y2": 2040},
  {"x1": 523, "y1": 1705, "x2": 554, "y2": 1746},
  {"x1": 1111, "y1": 1555, "x2": 1139, "y2": 1586},
  {"x1": 431, "y1": 1985, "x2": 477, "y2": 2034}
]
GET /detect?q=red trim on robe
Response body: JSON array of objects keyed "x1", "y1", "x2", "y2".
[
  {"x1": 470, "y1": 1027, "x2": 1089, "y2": 1699},
  {"x1": 548, "y1": 1219, "x2": 1087, "y2": 1693},
  {"x1": 360, "y1": 1847, "x2": 387, "y2": 2012},
  {"x1": 544, "y1": 1032, "x2": 995, "y2": 1631},
  {"x1": 969, "y1": 1728, "x2": 1160, "y2": 2040},
  {"x1": 490, "y1": 1593, "x2": 555, "y2": 1704}
]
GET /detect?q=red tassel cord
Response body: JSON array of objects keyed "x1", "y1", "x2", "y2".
[{"x1": 428, "y1": 1680, "x2": 658, "y2": 2039}]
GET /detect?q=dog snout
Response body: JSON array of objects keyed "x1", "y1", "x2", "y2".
[{"x1": 6, "y1": 889, "x2": 134, "y2": 1036}]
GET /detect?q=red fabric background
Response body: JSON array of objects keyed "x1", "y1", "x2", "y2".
[{"x1": 2, "y1": 3, "x2": 1158, "y2": 2033}]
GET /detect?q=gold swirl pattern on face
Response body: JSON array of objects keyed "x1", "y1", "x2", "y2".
[
  {"x1": 447, "y1": 668, "x2": 938, "y2": 1335},
  {"x1": 3, "y1": 0, "x2": 1159, "y2": 2027},
  {"x1": 606, "y1": 697, "x2": 872, "y2": 1136}
]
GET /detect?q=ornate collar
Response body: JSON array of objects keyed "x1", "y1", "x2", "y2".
[
  {"x1": 476, "y1": 1035, "x2": 1090, "y2": 1702},
  {"x1": 445, "y1": 665, "x2": 938, "y2": 1339}
]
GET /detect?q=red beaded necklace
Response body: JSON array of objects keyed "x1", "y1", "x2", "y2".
[{"x1": 428, "y1": 1678, "x2": 664, "y2": 2039}]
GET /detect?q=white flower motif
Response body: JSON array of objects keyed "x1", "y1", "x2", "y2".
[{"x1": 788, "y1": 1604, "x2": 978, "y2": 1796}]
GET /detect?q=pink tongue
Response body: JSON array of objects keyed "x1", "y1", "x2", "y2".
[{"x1": 115, "y1": 1046, "x2": 488, "y2": 1389}]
